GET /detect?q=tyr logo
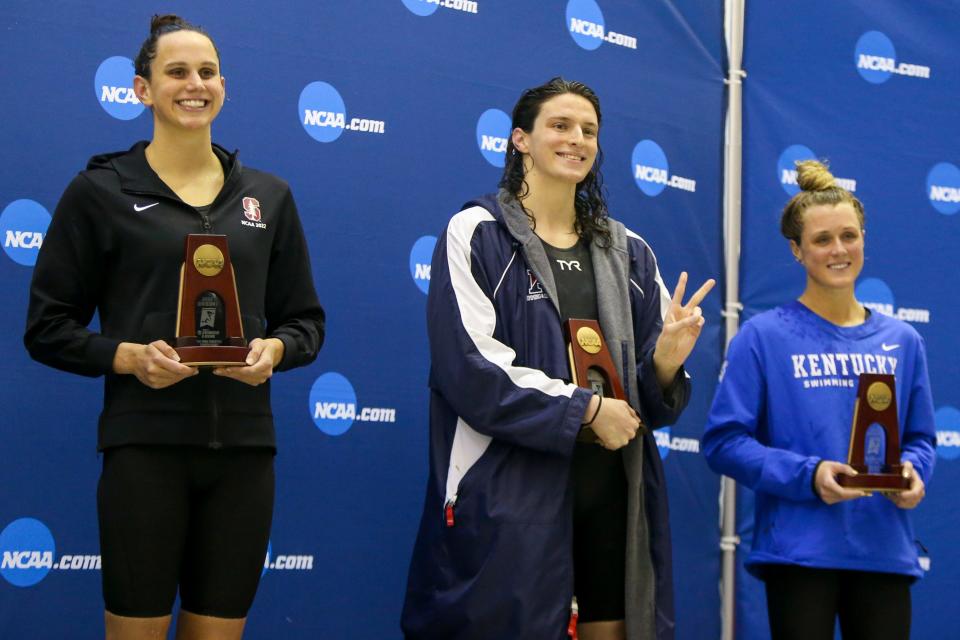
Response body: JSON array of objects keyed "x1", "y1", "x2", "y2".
[{"x1": 555, "y1": 259, "x2": 582, "y2": 272}]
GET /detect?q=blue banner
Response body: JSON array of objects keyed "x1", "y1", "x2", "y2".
[{"x1": 0, "y1": 1, "x2": 724, "y2": 637}]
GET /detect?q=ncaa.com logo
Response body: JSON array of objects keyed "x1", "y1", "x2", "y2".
[
  {"x1": 632, "y1": 140, "x2": 696, "y2": 196},
  {"x1": 309, "y1": 372, "x2": 397, "y2": 436},
  {"x1": 95, "y1": 56, "x2": 145, "y2": 120},
  {"x1": 402, "y1": 0, "x2": 478, "y2": 16},
  {"x1": 935, "y1": 406, "x2": 960, "y2": 462},
  {"x1": 1, "y1": 199, "x2": 50, "y2": 267},
  {"x1": 777, "y1": 145, "x2": 857, "y2": 196},
  {"x1": 855, "y1": 32, "x2": 930, "y2": 84},
  {"x1": 856, "y1": 278, "x2": 930, "y2": 324},
  {"x1": 299, "y1": 82, "x2": 386, "y2": 143},
  {"x1": 410, "y1": 235, "x2": 436, "y2": 294},
  {"x1": 476, "y1": 109, "x2": 511, "y2": 168},
  {"x1": 926, "y1": 162, "x2": 960, "y2": 215},
  {"x1": 1, "y1": 518, "x2": 100, "y2": 588},
  {"x1": 262, "y1": 539, "x2": 314, "y2": 576},
  {"x1": 654, "y1": 427, "x2": 700, "y2": 460},
  {"x1": 566, "y1": 0, "x2": 637, "y2": 51}
]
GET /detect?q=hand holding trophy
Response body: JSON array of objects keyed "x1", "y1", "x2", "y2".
[{"x1": 566, "y1": 319, "x2": 643, "y2": 449}]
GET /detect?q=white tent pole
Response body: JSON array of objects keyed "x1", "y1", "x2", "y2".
[{"x1": 721, "y1": 0, "x2": 746, "y2": 638}]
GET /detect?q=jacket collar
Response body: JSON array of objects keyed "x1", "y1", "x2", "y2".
[
  {"x1": 102, "y1": 140, "x2": 241, "y2": 201},
  {"x1": 492, "y1": 189, "x2": 631, "y2": 321}
]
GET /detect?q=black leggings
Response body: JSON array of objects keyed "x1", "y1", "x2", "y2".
[
  {"x1": 98, "y1": 445, "x2": 275, "y2": 618},
  {"x1": 764, "y1": 564, "x2": 912, "y2": 640}
]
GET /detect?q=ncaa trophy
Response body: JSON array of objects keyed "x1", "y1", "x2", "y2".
[
  {"x1": 836, "y1": 373, "x2": 910, "y2": 492},
  {"x1": 174, "y1": 234, "x2": 250, "y2": 366},
  {"x1": 565, "y1": 319, "x2": 641, "y2": 443}
]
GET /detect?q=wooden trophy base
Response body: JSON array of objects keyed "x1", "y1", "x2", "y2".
[
  {"x1": 175, "y1": 338, "x2": 250, "y2": 367},
  {"x1": 837, "y1": 467, "x2": 910, "y2": 493}
]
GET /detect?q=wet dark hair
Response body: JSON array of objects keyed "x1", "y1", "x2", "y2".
[
  {"x1": 500, "y1": 77, "x2": 611, "y2": 247},
  {"x1": 780, "y1": 160, "x2": 865, "y2": 244},
  {"x1": 134, "y1": 14, "x2": 220, "y2": 80}
]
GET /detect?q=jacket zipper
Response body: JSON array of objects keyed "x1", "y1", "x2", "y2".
[
  {"x1": 444, "y1": 494, "x2": 458, "y2": 527},
  {"x1": 199, "y1": 211, "x2": 213, "y2": 232},
  {"x1": 199, "y1": 209, "x2": 220, "y2": 448},
  {"x1": 568, "y1": 597, "x2": 579, "y2": 638},
  {"x1": 208, "y1": 383, "x2": 222, "y2": 449}
]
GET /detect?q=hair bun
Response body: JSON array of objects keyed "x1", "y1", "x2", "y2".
[
  {"x1": 795, "y1": 160, "x2": 836, "y2": 192},
  {"x1": 150, "y1": 14, "x2": 186, "y2": 34}
]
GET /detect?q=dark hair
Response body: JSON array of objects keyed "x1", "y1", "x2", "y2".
[
  {"x1": 134, "y1": 14, "x2": 220, "y2": 80},
  {"x1": 499, "y1": 77, "x2": 611, "y2": 247},
  {"x1": 780, "y1": 160, "x2": 865, "y2": 244}
]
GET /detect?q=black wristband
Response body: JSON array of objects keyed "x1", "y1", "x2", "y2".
[{"x1": 582, "y1": 395, "x2": 602, "y2": 426}]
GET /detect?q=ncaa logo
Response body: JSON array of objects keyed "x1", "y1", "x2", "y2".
[
  {"x1": 854, "y1": 32, "x2": 896, "y2": 84},
  {"x1": 309, "y1": 372, "x2": 358, "y2": 436},
  {"x1": 476, "y1": 109, "x2": 511, "y2": 168},
  {"x1": 777, "y1": 145, "x2": 856, "y2": 195},
  {"x1": 654, "y1": 426, "x2": 700, "y2": 459},
  {"x1": 566, "y1": 0, "x2": 605, "y2": 51},
  {"x1": 409, "y1": 235, "x2": 436, "y2": 294},
  {"x1": 242, "y1": 197, "x2": 261, "y2": 222},
  {"x1": 401, "y1": 0, "x2": 439, "y2": 16},
  {"x1": 654, "y1": 426, "x2": 672, "y2": 460},
  {"x1": 856, "y1": 277, "x2": 930, "y2": 323},
  {"x1": 299, "y1": 82, "x2": 347, "y2": 143},
  {"x1": 1, "y1": 199, "x2": 50, "y2": 267},
  {"x1": 777, "y1": 145, "x2": 816, "y2": 196},
  {"x1": 856, "y1": 277, "x2": 894, "y2": 312},
  {"x1": 935, "y1": 406, "x2": 960, "y2": 462},
  {"x1": 308, "y1": 372, "x2": 397, "y2": 434},
  {"x1": 926, "y1": 163, "x2": 960, "y2": 215},
  {"x1": 0, "y1": 518, "x2": 55, "y2": 587},
  {"x1": 854, "y1": 31, "x2": 930, "y2": 84},
  {"x1": 95, "y1": 56, "x2": 145, "y2": 120},
  {"x1": 632, "y1": 140, "x2": 669, "y2": 196},
  {"x1": 261, "y1": 540, "x2": 273, "y2": 577}
]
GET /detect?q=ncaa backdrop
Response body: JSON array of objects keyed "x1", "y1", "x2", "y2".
[
  {"x1": 737, "y1": 1, "x2": 960, "y2": 638},
  {"x1": 0, "y1": 1, "x2": 725, "y2": 638}
]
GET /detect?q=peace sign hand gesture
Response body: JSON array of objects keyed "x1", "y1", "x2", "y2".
[{"x1": 653, "y1": 272, "x2": 716, "y2": 388}]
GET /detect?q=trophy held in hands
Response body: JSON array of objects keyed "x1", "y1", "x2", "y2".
[
  {"x1": 565, "y1": 319, "x2": 642, "y2": 444},
  {"x1": 837, "y1": 373, "x2": 910, "y2": 493},
  {"x1": 174, "y1": 234, "x2": 250, "y2": 367}
]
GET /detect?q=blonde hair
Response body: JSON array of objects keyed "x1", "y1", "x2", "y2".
[{"x1": 780, "y1": 160, "x2": 865, "y2": 243}]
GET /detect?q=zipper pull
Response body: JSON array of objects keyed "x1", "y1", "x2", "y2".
[
  {"x1": 568, "y1": 597, "x2": 579, "y2": 639},
  {"x1": 444, "y1": 496, "x2": 457, "y2": 528}
]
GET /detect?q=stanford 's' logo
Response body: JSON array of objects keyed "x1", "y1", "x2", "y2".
[{"x1": 242, "y1": 197, "x2": 261, "y2": 222}]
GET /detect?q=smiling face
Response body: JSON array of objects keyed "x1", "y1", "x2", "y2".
[
  {"x1": 511, "y1": 92, "x2": 599, "y2": 189},
  {"x1": 791, "y1": 202, "x2": 865, "y2": 293},
  {"x1": 134, "y1": 30, "x2": 224, "y2": 133}
]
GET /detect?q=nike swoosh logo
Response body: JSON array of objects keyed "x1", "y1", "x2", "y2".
[
  {"x1": 133, "y1": 202, "x2": 159, "y2": 212},
  {"x1": 881, "y1": 343, "x2": 900, "y2": 351}
]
